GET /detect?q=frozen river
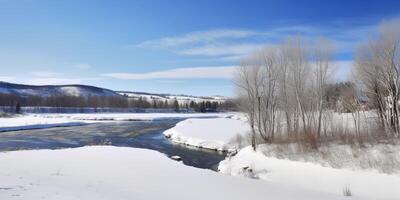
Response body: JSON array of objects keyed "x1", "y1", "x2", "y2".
[{"x1": 0, "y1": 120, "x2": 226, "y2": 170}]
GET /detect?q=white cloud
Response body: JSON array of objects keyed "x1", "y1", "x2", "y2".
[
  {"x1": 29, "y1": 71, "x2": 100, "y2": 85},
  {"x1": 177, "y1": 43, "x2": 265, "y2": 57},
  {"x1": 26, "y1": 77, "x2": 101, "y2": 85},
  {"x1": 73, "y1": 64, "x2": 92, "y2": 69},
  {"x1": 0, "y1": 76, "x2": 15, "y2": 82},
  {"x1": 136, "y1": 24, "x2": 376, "y2": 58},
  {"x1": 137, "y1": 29, "x2": 258, "y2": 48},
  {"x1": 31, "y1": 72, "x2": 60, "y2": 77},
  {"x1": 102, "y1": 61, "x2": 353, "y2": 82},
  {"x1": 136, "y1": 29, "x2": 270, "y2": 59},
  {"x1": 102, "y1": 66, "x2": 236, "y2": 80}
]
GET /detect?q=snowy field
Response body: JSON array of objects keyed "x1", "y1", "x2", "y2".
[
  {"x1": 248, "y1": 143, "x2": 400, "y2": 174},
  {"x1": 2, "y1": 112, "x2": 400, "y2": 199},
  {"x1": 163, "y1": 116, "x2": 250, "y2": 152},
  {"x1": 0, "y1": 113, "x2": 231, "y2": 132},
  {"x1": 48, "y1": 113, "x2": 230, "y2": 121},
  {"x1": 0, "y1": 114, "x2": 88, "y2": 132},
  {"x1": 0, "y1": 146, "x2": 347, "y2": 200},
  {"x1": 162, "y1": 113, "x2": 400, "y2": 199},
  {"x1": 219, "y1": 146, "x2": 400, "y2": 200}
]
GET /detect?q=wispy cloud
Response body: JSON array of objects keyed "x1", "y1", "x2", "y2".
[
  {"x1": 137, "y1": 24, "x2": 376, "y2": 59},
  {"x1": 102, "y1": 66, "x2": 236, "y2": 80},
  {"x1": 137, "y1": 29, "x2": 258, "y2": 48},
  {"x1": 27, "y1": 70, "x2": 101, "y2": 85},
  {"x1": 177, "y1": 43, "x2": 265, "y2": 57},
  {"x1": 26, "y1": 77, "x2": 101, "y2": 85}
]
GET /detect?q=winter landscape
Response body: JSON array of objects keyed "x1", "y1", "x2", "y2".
[{"x1": 1, "y1": 1, "x2": 400, "y2": 200}]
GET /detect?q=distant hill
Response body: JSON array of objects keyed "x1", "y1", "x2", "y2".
[
  {"x1": 0, "y1": 81, "x2": 229, "y2": 104},
  {"x1": 117, "y1": 91, "x2": 229, "y2": 104},
  {"x1": 0, "y1": 81, "x2": 120, "y2": 97}
]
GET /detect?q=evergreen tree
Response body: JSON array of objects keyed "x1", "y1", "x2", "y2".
[
  {"x1": 200, "y1": 102, "x2": 206, "y2": 113},
  {"x1": 152, "y1": 100, "x2": 157, "y2": 108},
  {"x1": 173, "y1": 99, "x2": 180, "y2": 112},
  {"x1": 15, "y1": 102, "x2": 21, "y2": 114}
]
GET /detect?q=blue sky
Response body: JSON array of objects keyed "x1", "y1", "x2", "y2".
[{"x1": 0, "y1": 0, "x2": 399, "y2": 96}]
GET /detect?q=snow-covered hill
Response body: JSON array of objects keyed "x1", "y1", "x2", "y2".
[
  {"x1": 118, "y1": 91, "x2": 228, "y2": 104},
  {"x1": 0, "y1": 82, "x2": 229, "y2": 104},
  {"x1": 0, "y1": 82, "x2": 120, "y2": 97}
]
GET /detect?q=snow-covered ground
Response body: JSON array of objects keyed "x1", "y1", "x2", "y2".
[
  {"x1": 0, "y1": 114, "x2": 88, "y2": 132},
  {"x1": 160, "y1": 111, "x2": 381, "y2": 153},
  {"x1": 0, "y1": 113, "x2": 231, "y2": 132},
  {"x1": 47, "y1": 113, "x2": 230, "y2": 121},
  {"x1": 161, "y1": 113, "x2": 400, "y2": 199},
  {"x1": 2, "y1": 111, "x2": 400, "y2": 199},
  {"x1": 219, "y1": 146, "x2": 400, "y2": 200},
  {"x1": 0, "y1": 146, "x2": 346, "y2": 200},
  {"x1": 163, "y1": 116, "x2": 250, "y2": 152},
  {"x1": 248, "y1": 143, "x2": 400, "y2": 174}
]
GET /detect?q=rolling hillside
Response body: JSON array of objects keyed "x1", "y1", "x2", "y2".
[{"x1": 0, "y1": 82, "x2": 120, "y2": 97}]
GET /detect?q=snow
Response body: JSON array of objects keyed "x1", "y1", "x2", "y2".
[
  {"x1": 0, "y1": 82, "x2": 119, "y2": 97},
  {"x1": 218, "y1": 146, "x2": 400, "y2": 200},
  {"x1": 118, "y1": 91, "x2": 227, "y2": 104},
  {"x1": 249, "y1": 143, "x2": 400, "y2": 174},
  {"x1": 0, "y1": 146, "x2": 346, "y2": 200},
  {"x1": 2, "y1": 111, "x2": 399, "y2": 199},
  {"x1": 0, "y1": 113, "x2": 231, "y2": 132},
  {"x1": 60, "y1": 86, "x2": 81, "y2": 96},
  {"x1": 43, "y1": 113, "x2": 230, "y2": 121},
  {"x1": 163, "y1": 117, "x2": 251, "y2": 152},
  {"x1": 0, "y1": 114, "x2": 88, "y2": 132}
]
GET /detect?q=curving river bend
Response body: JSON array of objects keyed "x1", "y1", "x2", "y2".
[{"x1": 0, "y1": 120, "x2": 226, "y2": 170}]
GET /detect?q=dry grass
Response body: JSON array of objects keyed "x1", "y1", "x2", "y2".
[{"x1": 342, "y1": 186, "x2": 352, "y2": 197}]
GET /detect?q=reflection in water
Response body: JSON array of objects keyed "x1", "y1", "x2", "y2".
[{"x1": 0, "y1": 120, "x2": 226, "y2": 170}]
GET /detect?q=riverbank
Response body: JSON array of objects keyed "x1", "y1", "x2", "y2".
[
  {"x1": 3, "y1": 112, "x2": 400, "y2": 199},
  {"x1": 163, "y1": 114, "x2": 249, "y2": 152},
  {"x1": 162, "y1": 115, "x2": 400, "y2": 199}
]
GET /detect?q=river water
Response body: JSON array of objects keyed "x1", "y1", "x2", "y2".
[{"x1": 0, "y1": 120, "x2": 226, "y2": 170}]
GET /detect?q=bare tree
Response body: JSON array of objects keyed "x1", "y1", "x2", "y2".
[
  {"x1": 235, "y1": 36, "x2": 336, "y2": 147},
  {"x1": 283, "y1": 37, "x2": 310, "y2": 135},
  {"x1": 355, "y1": 19, "x2": 400, "y2": 137},
  {"x1": 313, "y1": 38, "x2": 335, "y2": 138},
  {"x1": 234, "y1": 56, "x2": 263, "y2": 150}
]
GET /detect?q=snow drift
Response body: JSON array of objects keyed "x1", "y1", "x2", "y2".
[
  {"x1": 0, "y1": 146, "x2": 346, "y2": 200},
  {"x1": 163, "y1": 117, "x2": 251, "y2": 152}
]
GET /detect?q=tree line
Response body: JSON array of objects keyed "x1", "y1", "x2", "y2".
[
  {"x1": 0, "y1": 93, "x2": 235, "y2": 113},
  {"x1": 236, "y1": 19, "x2": 400, "y2": 149}
]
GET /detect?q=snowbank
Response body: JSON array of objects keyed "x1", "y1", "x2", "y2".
[
  {"x1": 249, "y1": 143, "x2": 400, "y2": 174},
  {"x1": 48, "y1": 112, "x2": 230, "y2": 121},
  {"x1": 0, "y1": 114, "x2": 88, "y2": 132},
  {"x1": 163, "y1": 117, "x2": 251, "y2": 152},
  {"x1": 0, "y1": 146, "x2": 345, "y2": 200},
  {"x1": 218, "y1": 146, "x2": 400, "y2": 200}
]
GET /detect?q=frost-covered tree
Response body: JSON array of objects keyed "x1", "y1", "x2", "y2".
[
  {"x1": 354, "y1": 19, "x2": 400, "y2": 136},
  {"x1": 235, "y1": 36, "x2": 334, "y2": 147}
]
